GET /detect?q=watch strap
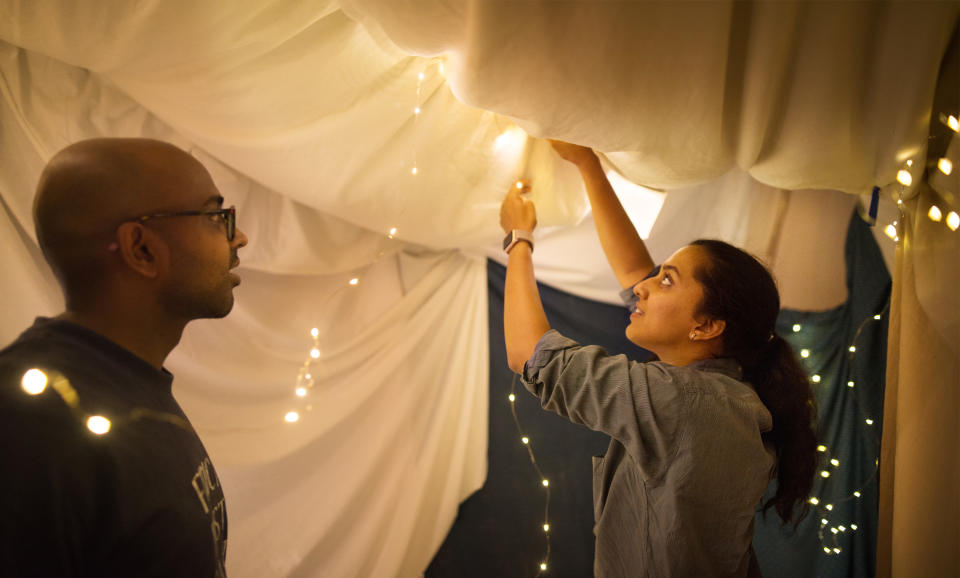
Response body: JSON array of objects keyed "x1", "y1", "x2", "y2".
[{"x1": 503, "y1": 229, "x2": 534, "y2": 254}]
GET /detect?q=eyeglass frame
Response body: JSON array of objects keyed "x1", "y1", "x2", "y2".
[{"x1": 130, "y1": 203, "x2": 236, "y2": 242}]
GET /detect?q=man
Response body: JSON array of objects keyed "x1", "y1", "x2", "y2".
[{"x1": 0, "y1": 138, "x2": 248, "y2": 577}]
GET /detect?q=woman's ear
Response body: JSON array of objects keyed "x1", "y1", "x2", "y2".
[
  {"x1": 115, "y1": 222, "x2": 163, "y2": 279},
  {"x1": 695, "y1": 317, "x2": 726, "y2": 341}
]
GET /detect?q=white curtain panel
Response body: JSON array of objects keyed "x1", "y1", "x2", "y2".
[{"x1": 1, "y1": 2, "x2": 956, "y2": 576}]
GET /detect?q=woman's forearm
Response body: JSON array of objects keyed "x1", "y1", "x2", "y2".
[
  {"x1": 576, "y1": 154, "x2": 655, "y2": 288},
  {"x1": 503, "y1": 242, "x2": 550, "y2": 373}
]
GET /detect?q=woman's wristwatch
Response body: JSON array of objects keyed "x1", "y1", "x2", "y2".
[{"x1": 503, "y1": 230, "x2": 534, "y2": 254}]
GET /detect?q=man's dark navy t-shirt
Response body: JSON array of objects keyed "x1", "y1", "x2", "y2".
[{"x1": 0, "y1": 318, "x2": 227, "y2": 577}]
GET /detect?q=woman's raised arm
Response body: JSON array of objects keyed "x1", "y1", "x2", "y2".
[{"x1": 550, "y1": 140, "x2": 655, "y2": 289}]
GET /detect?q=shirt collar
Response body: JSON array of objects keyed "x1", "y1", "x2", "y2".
[{"x1": 688, "y1": 357, "x2": 742, "y2": 380}]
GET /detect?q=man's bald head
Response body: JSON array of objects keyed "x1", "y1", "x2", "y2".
[{"x1": 34, "y1": 138, "x2": 216, "y2": 305}]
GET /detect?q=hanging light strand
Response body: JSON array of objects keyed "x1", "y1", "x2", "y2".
[
  {"x1": 287, "y1": 59, "x2": 452, "y2": 423},
  {"x1": 509, "y1": 374, "x2": 552, "y2": 575},
  {"x1": 800, "y1": 297, "x2": 890, "y2": 555}
]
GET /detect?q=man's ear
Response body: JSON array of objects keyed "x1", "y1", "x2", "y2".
[
  {"x1": 695, "y1": 317, "x2": 726, "y2": 341},
  {"x1": 115, "y1": 222, "x2": 164, "y2": 279}
]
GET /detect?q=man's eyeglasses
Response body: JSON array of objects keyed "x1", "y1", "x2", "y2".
[{"x1": 134, "y1": 206, "x2": 236, "y2": 241}]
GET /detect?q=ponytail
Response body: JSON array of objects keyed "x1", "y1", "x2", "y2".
[
  {"x1": 689, "y1": 239, "x2": 818, "y2": 527},
  {"x1": 744, "y1": 334, "x2": 818, "y2": 527}
]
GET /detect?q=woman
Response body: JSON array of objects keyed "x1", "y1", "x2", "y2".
[{"x1": 499, "y1": 141, "x2": 817, "y2": 577}]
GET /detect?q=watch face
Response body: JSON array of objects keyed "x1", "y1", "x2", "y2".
[{"x1": 503, "y1": 232, "x2": 514, "y2": 252}]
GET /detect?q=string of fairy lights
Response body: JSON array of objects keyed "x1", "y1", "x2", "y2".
[
  {"x1": 508, "y1": 374, "x2": 553, "y2": 575},
  {"x1": 806, "y1": 111, "x2": 958, "y2": 557},
  {"x1": 882, "y1": 113, "x2": 960, "y2": 243},
  {"x1": 280, "y1": 57, "x2": 554, "y2": 573},
  {"x1": 795, "y1": 298, "x2": 889, "y2": 556},
  {"x1": 19, "y1": 368, "x2": 194, "y2": 435},
  {"x1": 281, "y1": 58, "x2": 444, "y2": 424}
]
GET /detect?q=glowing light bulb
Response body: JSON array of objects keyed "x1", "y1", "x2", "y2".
[
  {"x1": 515, "y1": 181, "x2": 524, "y2": 189},
  {"x1": 847, "y1": 381, "x2": 855, "y2": 388},
  {"x1": 821, "y1": 519, "x2": 829, "y2": 525},
  {"x1": 817, "y1": 445, "x2": 827, "y2": 452},
  {"x1": 831, "y1": 527, "x2": 838, "y2": 534},
  {"x1": 874, "y1": 314, "x2": 882, "y2": 320},
  {"x1": 494, "y1": 126, "x2": 528, "y2": 155},
  {"x1": 310, "y1": 327, "x2": 319, "y2": 338},
  {"x1": 310, "y1": 348, "x2": 320, "y2": 359},
  {"x1": 938, "y1": 158, "x2": 953, "y2": 175},
  {"x1": 305, "y1": 373, "x2": 311, "y2": 380},
  {"x1": 521, "y1": 436, "x2": 529, "y2": 444},
  {"x1": 853, "y1": 491, "x2": 861, "y2": 498},
  {"x1": 948, "y1": 115, "x2": 960, "y2": 132},
  {"x1": 906, "y1": 159, "x2": 914, "y2": 167},
  {"x1": 349, "y1": 277, "x2": 359, "y2": 286},
  {"x1": 542, "y1": 479, "x2": 549, "y2": 487},
  {"x1": 896, "y1": 169, "x2": 912, "y2": 186},
  {"x1": 848, "y1": 346, "x2": 856, "y2": 353},
  {"x1": 830, "y1": 458, "x2": 840, "y2": 466},
  {"x1": 826, "y1": 504, "x2": 834, "y2": 511},
  {"x1": 838, "y1": 525, "x2": 846, "y2": 532},
  {"x1": 833, "y1": 548, "x2": 841, "y2": 554},
  {"x1": 508, "y1": 393, "x2": 516, "y2": 402},
  {"x1": 800, "y1": 349, "x2": 810, "y2": 358},
  {"x1": 540, "y1": 563, "x2": 547, "y2": 571},
  {"x1": 823, "y1": 547, "x2": 831, "y2": 554},
  {"x1": 809, "y1": 497, "x2": 820, "y2": 505},
  {"x1": 851, "y1": 523, "x2": 858, "y2": 530},
  {"x1": 21, "y1": 368, "x2": 48, "y2": 395},
  {"x1": 418, "y1": 72, "x2": 425, "y2": 81},
  {"x1": 928, "y1": 205, "x2": 943, "y2": 222},
  {"x1": 295, "y1": 387, "x2": 307, "y2": 397},
  {"x1": 821, "y1": 471, "x2": 830, "y2": 478},
  {"x1": 411, "y1": 166, "x2": 418, "y2": 175},
  {"x1": 865, "y1": 418, "x2": 874, "y2": 425},
  {"x1": 947, "y1": 211, "x2": 960, "y2": 231},
  {"x1": 811, "y1": 374, "x2": 821, "y2": 383},
  {"x1": 388, "y1": 227, "x2": 398, "y2": 238},
  {"x1": 792, "y1": 324, "x2": 802, "y2": 332},
  {"x1": 284, "y1": 411, "x2": 299, "y2": 423},
  {"x1": 884, "y1": 224, "x2": 898, "y2": 240},
  {"x1": 86, "y1": 415, "x2": 111, "y2": 435},
  {"x1": 543, "y1": 523, "x2": 550, "y2": 532}
]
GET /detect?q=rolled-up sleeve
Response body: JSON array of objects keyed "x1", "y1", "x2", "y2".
[{"x1": 521, "y1": 329, "x2": 682, "y2": 480}]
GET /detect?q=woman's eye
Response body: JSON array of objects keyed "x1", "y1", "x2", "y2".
[{"x1": 660, "y1": 275, "x2": 673, "y2": 287}]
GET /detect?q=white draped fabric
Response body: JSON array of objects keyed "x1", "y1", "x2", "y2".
[{"x1": 1, "y1": 2, "x2": 956, "y2": 577}]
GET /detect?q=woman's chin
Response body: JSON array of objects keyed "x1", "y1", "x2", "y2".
[{"x1": 625, "y1": 327, "x2": 645, "y2": 348}]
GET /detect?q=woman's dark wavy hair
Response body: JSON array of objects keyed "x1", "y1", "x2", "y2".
[{"x1": 690, "y1": 239, "x2": 818, "y2": 527}]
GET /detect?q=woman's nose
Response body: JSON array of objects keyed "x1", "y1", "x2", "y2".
[{"x1": 633, "y1": 281, "x2": 648, "y2": 299}]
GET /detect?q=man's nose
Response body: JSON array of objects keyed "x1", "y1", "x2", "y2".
[{"x1": 233, "y1": 227, "x2": 249, "y2": 249}]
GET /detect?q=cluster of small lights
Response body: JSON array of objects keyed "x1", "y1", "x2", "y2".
[
  {"x1": 885, "y1": 112, "x2": 960, "y2": 241},
  {"x1": 283, "y1": 325, "x2": 328, "y2": 424},
  {"x1": 794, "y1": 299, "x2": 890, "y2": 556},
  {"x1": 22, "y1": 368, "x2": 110, "y2": 434},
  {"x1": 283, "y1": 61, "x2": 470, "y2": 424},
  {"x1": 18, "y1": 368, "x2": 195, "y2": 436},
  {"x1": 508, "y1": 375, "x2": 552, "y2": 575}
]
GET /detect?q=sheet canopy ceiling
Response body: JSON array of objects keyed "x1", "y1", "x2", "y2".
[{"x1": 1, "y1": 1, "x2": 957, "y2": 577}]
